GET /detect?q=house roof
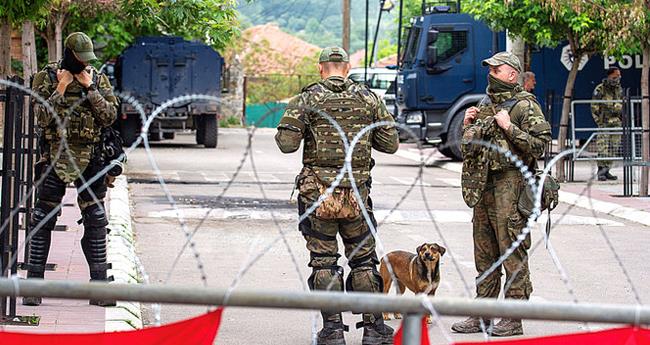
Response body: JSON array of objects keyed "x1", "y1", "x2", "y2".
[{"x1": 239, "y1": 23, "x2": 320, "y2": 75}]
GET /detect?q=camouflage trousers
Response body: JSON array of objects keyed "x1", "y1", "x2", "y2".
[
  {"x1": 297, "y1": 174, "x2": 381, "y2": 296},
  {"x1": 472, "y1": 169, "x2": 532, "y2": 300},
  {"x1": 596, "y1": 118, "x2": 622, "y2": 168}
]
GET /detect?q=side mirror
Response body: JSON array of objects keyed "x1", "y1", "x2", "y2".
[{"x1": 426, "y1": 46, "x2": 438, "y2": 69}]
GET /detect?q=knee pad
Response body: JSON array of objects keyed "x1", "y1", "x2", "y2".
[
  {"x1": 81, "y1": 203, "x2": 108, "y2": 228},
  {"x1": 31, "y1": 201, "x2": 59, "y2": 231},
  {"x1": 308, "y1": 265, "x2": 344, "y2": 292},
  {"x1": 38, "y1": 173, "x2": 66, "y2": 203},
  {"x1": 347, "y1": 253, "x2": 382, "y2": 293}
]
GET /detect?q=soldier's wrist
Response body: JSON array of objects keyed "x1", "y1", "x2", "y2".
[{"x1": 85, "y1": 82, "x2": 97, "y2": 92}]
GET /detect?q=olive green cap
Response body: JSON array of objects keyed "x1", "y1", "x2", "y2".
[
  {"x1": 482, "y1": 51, "x2": 522, "y2": 73},
  {"x1": 319, "y1": 47, "x2": 349, "y2": 63},
  {"x1": 64, "y1": 32, "x2": 97, "y2": 62}
]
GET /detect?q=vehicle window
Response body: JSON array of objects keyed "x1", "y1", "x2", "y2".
[
  {"x1": 349, "y1": 73, "x2": 375, "y2": 84},
  {"x1": 348, "y1": 73, "x2": 365, "y2": 83},
  {"x1": 369, "y1": 73, "x2": 396, "y2": 90},
  {"x1": 404, "y1": 27, "x2": 421, "y2": 64},
  {"x1": 430, "y1": 30, "x2": 467, "y2": 62}
]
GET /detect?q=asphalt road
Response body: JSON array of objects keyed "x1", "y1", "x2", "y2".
[{"x1": 126, "y1": 129, "x2": 650, "y2": 344}]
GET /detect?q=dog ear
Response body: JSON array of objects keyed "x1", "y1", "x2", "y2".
[
  {"x1": 416, "y1": 244, "x2": 423, "y2": 254},
  {"x1": 434, "y1": 244, "x2": 446, "y2": 256}
]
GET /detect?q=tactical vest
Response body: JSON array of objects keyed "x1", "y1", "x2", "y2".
[
  {"x1": 43, "y1": 64, "x2": 102, "y2": 145},
  {"x1": 305, "y1": 83, "x2": 374, "y2": 188},
  {"x1": 461, "y1": 91, "x2": 538, "y2": 207},
  {"x1": 477, "y1": 92, "x2": 538, "y2": 171}
]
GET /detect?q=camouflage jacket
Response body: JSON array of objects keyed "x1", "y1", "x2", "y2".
[
  {"x1": 461, "y1": 86, "x2": 551, "y2": 207},
  {"x1": 32, "y1": 62, "x2": 118, "y2": 183},
  {"x1": 275, "y1": 76, "x2": 398, "y2": 187},
  {"x1": 591, "y1": 81, "x2": 623, "y2": 127}
]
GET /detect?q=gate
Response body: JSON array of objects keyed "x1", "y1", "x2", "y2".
[{"x1": 0, "y1": 77, "x2": 38, "y2": 324}]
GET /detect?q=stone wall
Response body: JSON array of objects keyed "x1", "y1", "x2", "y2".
[{"x1": 220, "y1": 54, "x2": 245, "y2": 122}]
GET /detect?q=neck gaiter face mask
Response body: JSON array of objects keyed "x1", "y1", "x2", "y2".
[{"x1": 60, "y1": 48, "x2": 87, "y2": 74}]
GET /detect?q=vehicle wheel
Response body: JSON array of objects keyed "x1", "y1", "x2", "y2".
[
  {"x1": 120, "y1": 115, "x2": 139, "y2": 147},
  {"x1": 196, "y1": 117, "x2": 205, "y2": 145},
  {"x1": 203, "y1": 115, "x2": 218, "y2": 148},
  {"x1": 442, "y1": 111, "x2": 465, "y2": 161},
  {"x1": 163, "y1": 132, "x2": 175, "y2": 140},
  {"x1": 438, "y1": 144, "x2": 455, "y2": 158}
]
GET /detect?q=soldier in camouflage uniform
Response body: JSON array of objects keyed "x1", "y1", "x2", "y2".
[
  {"x1": 275, "y1": 47, "x2": 399, "y2": 345},
  {"x1": 452, "y1": 52, "x2": 551, "y2": 336},
  {"x1": 591, "y1": 67, "x2": 623, "y2": 181},
  {"x1": 25, "y1": 32, "x2": 118, "y2": 307}
]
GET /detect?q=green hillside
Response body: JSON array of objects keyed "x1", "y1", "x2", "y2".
[{"x1": 237, "y1": 0, "x2": 400, "y2": 53}]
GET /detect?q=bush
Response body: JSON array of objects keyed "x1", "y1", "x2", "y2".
[{"x1": 219, "y1": 115, "x2": 242, "y2": 128}]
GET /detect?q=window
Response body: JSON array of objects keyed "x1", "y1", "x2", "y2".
[
  {"x1": 403, "y1": 27, "x2": 421, "y2": 65},
  {"x1": 368, "y1": 73, "x2": 396, "y2": 90},
  {"x1": 430, "y1": 30, "x2": 467, "y2": 62},
  {"x1": 348, "y1": 73, "x2": 368, "y2": 84}
]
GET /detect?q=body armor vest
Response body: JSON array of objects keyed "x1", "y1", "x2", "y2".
[
  {"x1": 305, "y1": 83, "x2": 373, "y2": 188},
  {"x1": 43, "y1": 64, "x2": 102, "y2": 145},
  {"x1": 461, "y1": 91, "x2": 538, "y2": 207}
]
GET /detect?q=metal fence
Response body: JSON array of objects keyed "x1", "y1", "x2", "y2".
[
  {"x1": 0, "y1": 76, "x2": 38, "y2": 324},
  {"x1": 570, "y1": 99, "x2": 644, "y2": 162},
  {"x1": 1, "y1": 278, "x2": 649, "y2": 344}
]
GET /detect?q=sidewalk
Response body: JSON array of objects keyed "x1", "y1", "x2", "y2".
[
  {"x1": 4, "y1": 188, "x2": 106, "y2": 333},
  {"x1": 1, "y1": 175, "x2": 141, "y2": 334}
]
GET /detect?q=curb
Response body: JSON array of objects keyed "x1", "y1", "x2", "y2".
[
  {"x1": 105, "y1": 175, "x2": 144, "y2": 331},
  {"x1": 395, "y1": 148, "x2": 650, "y2": 227},
  {"x1": 558, "y1": 191, "x2": 650, "y2": 227}
]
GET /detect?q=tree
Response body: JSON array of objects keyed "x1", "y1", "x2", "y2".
[
  {"x1": 589, "y1": 0, "x2": 650, "y2": 196},
  {"x1": 70, "y1": 0, "x2": 242, "y2": 61},
  {"x1": 0, "y1": 0, "x2": 50, "y2": 78},
  {"x1": 36, "y1": 0, "x2": 117, "y2": 63},
  {"x1": 465, "y1": 0, "x2": 606, "y2": 181}
]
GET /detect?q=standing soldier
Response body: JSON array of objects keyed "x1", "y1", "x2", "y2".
[
  {"x1": 25, "y1": 32, "x2": 118, "y2": 306},
  {"x1": 453, "y1": 52, "x2": 551, "y2": 336},
  {"x1": 591, "y1": 67, "x2": 623, "y2": 181},
  {"x1": 275, "y1": 47, "x2": 399, "y2": 345}
]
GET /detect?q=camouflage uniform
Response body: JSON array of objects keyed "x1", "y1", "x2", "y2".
[
  {"x1": 26, "y1": 32, "x2": 117, "y2": 306},
  {"x1": 275, "y1": 47, "x2": 398, "y2": 344},
  {"x1": 591, "y1": 79, "x2": 623, "y2": 171},
  {"x1": 455, "y1": 52, "x2": 551, "y2": 336}
]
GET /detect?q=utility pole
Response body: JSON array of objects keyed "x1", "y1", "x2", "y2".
[{"x1": 342, "y1": 0, "x2": 351, "y2": 52}]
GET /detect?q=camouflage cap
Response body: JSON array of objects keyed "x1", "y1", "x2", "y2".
[
  {"x1": 64, "y1": 32, "x2": 97, "y2": 63},
  {"x1": 319, "y1": 47, "x2": 349, "y2": 63},
  {"x1": 482, "y1": 51, "x2": 521, "y2": 73}
]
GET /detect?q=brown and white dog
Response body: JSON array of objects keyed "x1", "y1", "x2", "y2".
[{"x1": 379, "y1": 243, "x2": 446, "y2": 322}]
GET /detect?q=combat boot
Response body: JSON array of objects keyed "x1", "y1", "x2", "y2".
[
  {"x1": 22, "y1": 267, "x2": 45, "y2": 306},
  {"x1": 451, "y1": 317, "x2": 492, "y2": 333},
  {"x1": 317, "y1": 314, "x2": 346, "y2": 345},
  {"x1": 491, "y1": 318, "x2": 523, "y2": 337},
  {"x1": 359, "y1": 313, "x2": 393, "y2": 345},
  {"x1": 604, "y1": 168, "x2": 618, "y2": 180},
  {"x1": 597, "y1": 167, "x2": 607, "y2": 181},
  {"x1": 89, "y1": 264, "x2": 116, "y2": 307}
]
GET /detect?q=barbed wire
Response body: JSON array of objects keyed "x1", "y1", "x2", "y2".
[{"x1": 0, "y1": 80, "x2": 645, "y2": 343}]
